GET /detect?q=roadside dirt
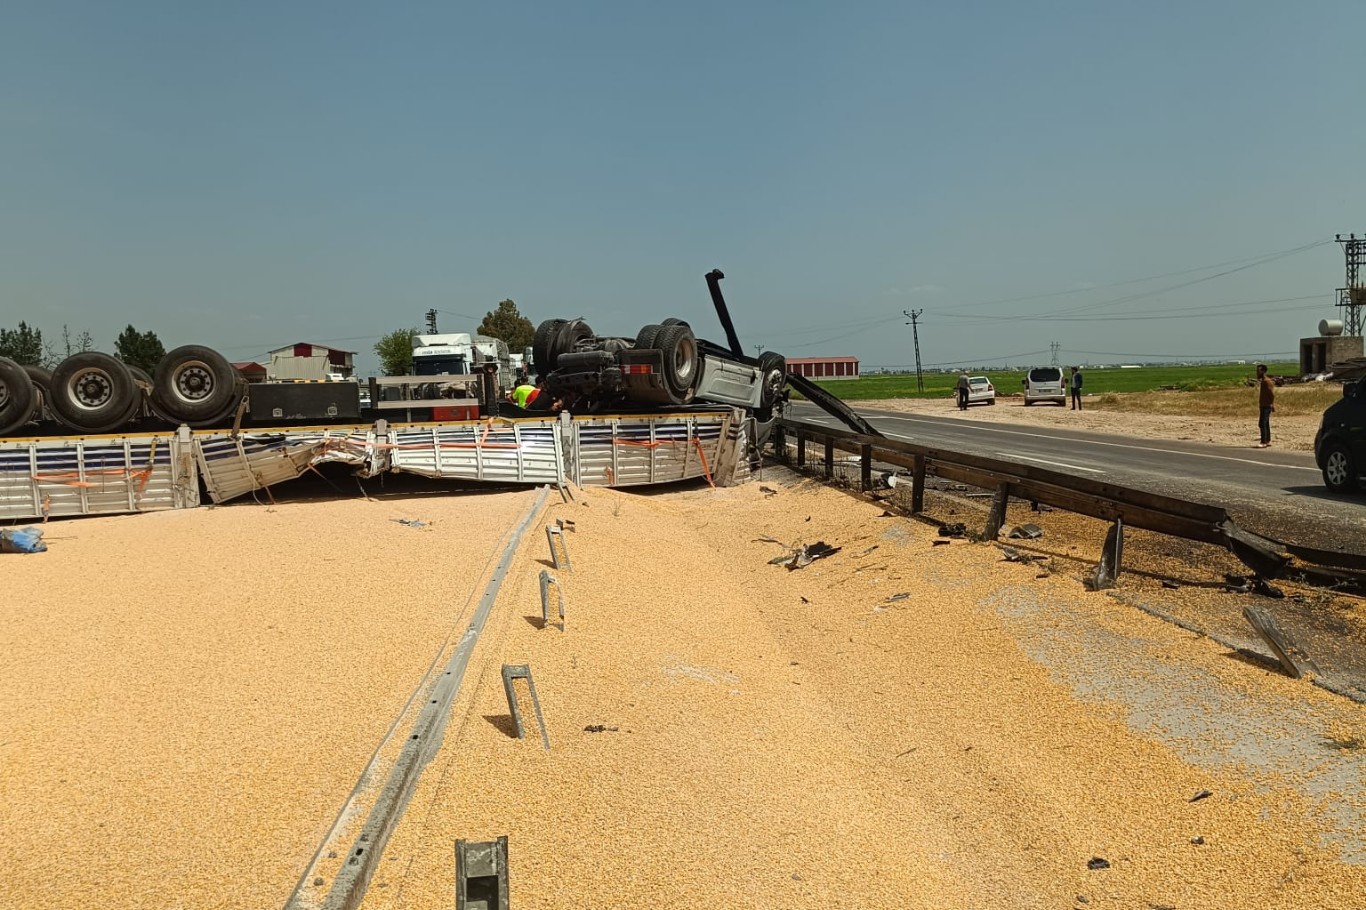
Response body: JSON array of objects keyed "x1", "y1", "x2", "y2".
[{"x1": 859, "y1": 386, "x2": 1331, "y2": 452}]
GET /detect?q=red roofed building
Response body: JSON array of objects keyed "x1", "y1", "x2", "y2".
[
  {"x1": 785, "y1": 356, "x2": 860, "y2": 380},
  {"x1": 232, "y1": 361, "x2": 267, "y2": 383}
]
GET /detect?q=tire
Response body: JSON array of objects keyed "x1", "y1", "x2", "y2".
[
  {"x1": 988, "y1": 398, "x2": 995, "y2": 405},
  {"x1": 1023, "y1": 399, "x2": 1033, "y2": 407},
  {"x1": 50, "y1": 352, "x2": 138, "y2": 433},
  {"x1": 128, "y1": 365, "x2": 152, "y2": 387},
  {"x1": 634, "y1": 323, "x2": 663, "y2": 350},
  {"x1": 152, "y1": 345, "x2": 239, "y2": 423},
  {"x1": 532, "y1": 319, "x2": 566, "y2": 376},
  {"x1": 22, "y1": 365, "x2": 52, "y2": 422},
  {"x1": 0, "y1": 356, "x2": 36, "y2": 436},
  {"x1": 1321, "y1": 441, "x2": 1359, "y2": 494},
  {"x1": 660, "y1": 317, "x2": 690, "y2": 329},
  {"x1": 549, "y1": 320, "x2": 594, "y2": 372},
  {"x1": 757, "y1": 351, "x2": 787, "y2": 410},
  {"x1": 654, "y1": 324, "x2": 699, "y2": 397}
]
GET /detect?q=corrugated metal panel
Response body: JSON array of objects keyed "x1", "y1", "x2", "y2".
[
  {"x1": 0, "y1": 433, "x2": 197, "y2": 521},
  {"x1": 194, "y1": 428, "x2": 374, "y2": 504},
  {"x1": 572, "y1": 411, "x2": 732, "y2": 487},
  {"x1": 386, "y1": 420, "x2": 563, "y2": 485}
]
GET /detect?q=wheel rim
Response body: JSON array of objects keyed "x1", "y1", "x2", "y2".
[
  {"x1": 763, "y1": 368, "x2": 784, "y2": 402},
  {"x1": 172, "y1": 360, "x2": 215, "y2": 404},
  {"x1": 67, "y1": 368, "x2": 115, "y2": 411},
  {"x1": 672, "y1": 336, "x2": 696, "y2": 385},
  {"x1": 1326, "y1": 450, "x2": 1349, "y2": 486}
]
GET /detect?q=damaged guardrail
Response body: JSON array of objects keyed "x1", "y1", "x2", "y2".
[{"x1": 773, "y1": 418, "x2": 1366, "y2": 594}]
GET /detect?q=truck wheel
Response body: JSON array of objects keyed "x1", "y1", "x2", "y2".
[
  {"x1": 22, "y1": 365, "x2": 52, "y2": 422},
  {"x1": 634, "y1": 324, "x2": 663, "y2": 350},
  {"x1": 152, "y1": 345, "x2": 239, "y2": 423},
  {"x1": 0, "y1": 357, "x2": 37, "y2": 435},
  {"x1": 655, "y1": 324, "x2": 699, "y2": 397},
  {"x1": 661, "y1": 317, "x2": 691, "y2": 329},
  {"x1": 50, "y1": 352, "x2": 138, "y2": 432},
  {"x1": 532, "y1": 319, "x2": 566, "y2": 376},
  {"x1": 550, "y1": 320, "x2": 594, "y2": 370},
  {"x1": 757, "y1": 351, "x2": 787, "y2": 410},
  {"x1": 1322, "y1": 441, "x2": 1359, "y2": 494}
]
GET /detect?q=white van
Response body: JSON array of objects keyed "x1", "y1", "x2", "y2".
[{"x1": 1022, "y1": 366, "x2": 1066, "y2": 406}]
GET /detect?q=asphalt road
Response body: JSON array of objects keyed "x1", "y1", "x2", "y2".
[{"x1": 789, "y1": 401, "x2": 1366, "y2": 550}]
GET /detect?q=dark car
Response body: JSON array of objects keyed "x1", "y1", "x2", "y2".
[{"x1": 1315, "y1": 380, "x2": 1366, "y2": 493}]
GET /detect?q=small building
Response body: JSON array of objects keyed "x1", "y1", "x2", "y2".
[
  {"x1": 267, "y1": 343, "x2": 355, "y2": 381},
  {"x1": 1300, "y1": 320, "x2": 1363, "y2": 376},
  {"x1": 786, "y1": 356, "x2": 860, "y2": 380},
  {"x1": 232, "y1": 361, "x2": 267, "y2": 383}
]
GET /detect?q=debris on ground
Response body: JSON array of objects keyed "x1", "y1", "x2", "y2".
[
  {"x1": 858, "y1": 545, "x2": 879, "y2": 557},
  {"x1": 1008, "y1": 523, "x2": 1044, "y2": 540},
  {"x1": 1161, "y1": 580, "x2": 1181, "y2": 590},
  {"x1": 392, "y1": 518, "x2": 429, "y2": 530},
  {"x1": 1190, "y1": 789, "x2": 1213, "y2": 802},
  {"x1": 760, "y1": 486, "x2": 779, "y2": 496},
  {"x1": 996, "y1": 544, "x2": 1046, "y2": 565},
  {"x1": 885, "y1": 592, "x2": 910, "y2": 603},
  {"x1": 939, "y1": 522, "x2": 968, "y2": 539},
  {"x1": 0, "y1": 527, "x2": 47, "y2": 554},
  {"x1": 1087, "y1": 857, "x2": 1111, "y2": 871},
  {"x1": 582, "y1": 725, "x2": 620, "y2": 733},
  {"x1": 556, "y1": 518, "x2": 577, "y2": 533},
  {"x1": 769, "y1": 540, "x2": 842, "y2": 570},
  {"x1": 932, "y1": 539, "x2": 952, "y2": 547},
  {"x1": 753, "y1": 535, "x2": 782, "y2": 544},
  {"x1": 1251, "y1": 577, "x2": 1285, "y2": 599}
]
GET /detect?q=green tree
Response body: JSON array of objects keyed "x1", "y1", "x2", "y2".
[
  {"x1": 114, "y1": 325, "x2": 167, "y2": 373},
  {"x1": 375, "y1": 327, "x2": 419, "y2": 375},
  {"x1": 477, "y1": 300, "x2": 534, "y2": 352},
  {"x1": 0, "y1": 321, "x2": 46, "y2": 366}
]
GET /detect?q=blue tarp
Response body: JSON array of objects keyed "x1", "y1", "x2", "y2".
[{"x1": 0, "y1": 527, "x2": 46, "y2": 553}]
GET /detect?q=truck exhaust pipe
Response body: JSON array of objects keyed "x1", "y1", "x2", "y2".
[{"x1": 705, "y1": 269, "x2": 747, "y2": 361}]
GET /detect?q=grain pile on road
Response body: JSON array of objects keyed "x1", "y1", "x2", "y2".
[
  {"x1": 0, "y1": 488, "x2": 541, "y2": 909},
  {"x1": 361, "y1": 475, "x2": 1366, "y2": 909}
]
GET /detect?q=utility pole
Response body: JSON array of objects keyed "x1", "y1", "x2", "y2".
[
  {"x1": 1050, "y1": 341, "x2": 1061, "y2": 367},
  {"x1": 1336, "y1": 234, "x2": 1364, "y2": 337},
  {"x1": 753, "y1": 343, "x2": 765, "y2": 357},
  {"x1": 904, "y1": 309, "x2": 925, "y2": 393},
  {"x1": 425, "y1": 309, "x2": 439, "y2": 334}
]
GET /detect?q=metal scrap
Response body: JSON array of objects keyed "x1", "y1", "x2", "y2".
[
  {"x1": 770, "y1": 540, "x2": 842, "y2": 570},
  {"x1": 939, "y1": 522, "x2": 968, "y2": 539},
  {"x1": 1008, "y1": 523, "x2": 1044, "y2": 540}
]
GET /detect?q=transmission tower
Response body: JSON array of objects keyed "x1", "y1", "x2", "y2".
[
  {"x1": 1336, "y1": 234, "x2": 1365, "y2": 337},
  {"x1": 1050, "y1": 341, "x2": 1061, "y2": 366},
  {"x1": 425, "y1": 309, "x2": 439, "y2": 333},
  {"x1": 904, "y1": 309, "x2": 925, "y2": 393}
]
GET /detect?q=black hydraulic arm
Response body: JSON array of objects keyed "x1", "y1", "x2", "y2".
[
  {"x1": 705, "y1": 269, "x2": 747, "y2": 361},
  {"x1": 784, "y1": 372, "x2": 883, "y2": 438}
]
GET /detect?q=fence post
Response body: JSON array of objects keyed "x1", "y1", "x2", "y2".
[
  {"x1": 824, "y1": 437, "x2": 834, "y2": 480},
  {"x1": 860, "y1": 444, "x2": 872, "y2": 492},
  {"x1": 796, "y1": 431, "x2": 806, "y2": 468}
]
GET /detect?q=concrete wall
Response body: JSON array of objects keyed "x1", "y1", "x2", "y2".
[{"x1": 1300, "y1": 335, "x2": 1364, "y2": 375}]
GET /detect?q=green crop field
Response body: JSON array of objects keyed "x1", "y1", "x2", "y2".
[{"x1": 803, "y1": 362, "x2": 1299, "y2": 401}]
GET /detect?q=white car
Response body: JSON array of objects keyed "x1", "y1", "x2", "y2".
[
  {"x1": 1022, "y1": 366, "x2": 1067, "y2": 406},
  {"x1": 966, "y1": 376, "x2": 995, "y2": 406}
]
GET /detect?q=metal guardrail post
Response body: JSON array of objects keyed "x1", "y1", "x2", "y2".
[
  {"x1": 984, "y1": 483, "x2": 1010, "y2": 539},
  {"x1": 860, "y1": 443, "x2": 872, "y2": 491},
  {"x1": 1091, "y1": 518, "x2": 1124, "y2": 590},
  {"x1": 796, "y1": 431, "x2": 806, "y2": 468},
  {"x1": 824, "y1": 438, "x2": 834, "y2": 480},
  {"x1": 455, "y1": 836, "x2": 510, "y2": 910},
  {"x1": 911, "y1": 455, "x2": 926, "y2": 513}
]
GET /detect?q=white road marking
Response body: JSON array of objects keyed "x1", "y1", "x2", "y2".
[
  {"x1": 1000, "y1": 453, "x2": 1105, "y2": 474},
  {"x1": 864, "y1": 414, "x2": 1320, "y2": 472}
]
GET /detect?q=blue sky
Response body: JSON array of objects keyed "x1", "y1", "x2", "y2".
[{"x1": 3, "y1": 1, "x2": 1364, "y2": 375}]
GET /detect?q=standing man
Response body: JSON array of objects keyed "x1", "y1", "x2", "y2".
[
  {"x1": 955, "y1": 370, "x2": 970, "y2": 411},
  {"x1": 1256, "y1": 364, "x2": 1275, "y2": 447},
  {"x1": 1069, "y1": 366, "x2": 1083, "y2": 411}
]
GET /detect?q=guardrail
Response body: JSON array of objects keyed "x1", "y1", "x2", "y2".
[{"x1": 773, "y1": 417, "x2": 1366, "y2": 594}]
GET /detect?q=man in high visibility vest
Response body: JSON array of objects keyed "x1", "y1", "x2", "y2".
[{"x1": 511, "y1": 382, "x2": 537, "y2": 409}]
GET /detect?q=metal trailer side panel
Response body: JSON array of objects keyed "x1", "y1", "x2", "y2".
[
  {"x1": 386, "y1": 420, "x2": 562, "y2": 484},
  {"x1": 0, "y1": 433, "x2": 197, "y2": 521},
  {"x1": 573, "y1": 412, "x2": 731, "y2": 487},
  {"x1": 193, "y1": 428, "x2": 373, "y2": 504}
]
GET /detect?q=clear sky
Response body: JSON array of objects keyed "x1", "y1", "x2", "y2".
[{"x1": 4, "y1": 1, "x2": 1364, "y2": 376}]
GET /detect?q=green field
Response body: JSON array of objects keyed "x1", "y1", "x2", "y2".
[{"x1": 806, "y1": 362, "x2": 1299, "y2": 401}]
